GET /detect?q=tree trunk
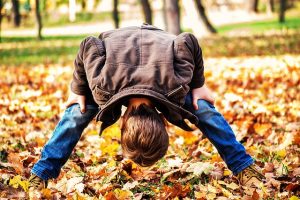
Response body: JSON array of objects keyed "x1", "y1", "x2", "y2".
[
  {"x1": 0, "y1": 0, "x2": 3, "y2": 42},
  {"x1": 253, "y1": 0, "x2": 259, "y2": 13},
  {"x1": 279, "y1": 0, "x2": 286, "y2": 23},
  {"x1": 164, "y1": 0, "x2": 180, "y2": 35},
  {"x1": 194, "y1": 0, "x2": 217, "y2": 34},
  {"x1": 141, "y1": 0, "x2": 152, "y2": 24},
  {"x1": 35, "y1": 0, "x2": 42, "y2": 40},
  {"x1": 266, "y1": 0, "x2": 274, "y2": 14},
  {"x1": 162, "y1": 0, "x2": 168, "y2": 31},
  {"x1": 69, "y1": 0, "x2": 76, "y2": 22},
  {"x1": 113, "y1": 0, "x2": 119, "y2": 28},
  {"x1": 81, "y1": 0, "x2": 86, "y2": 11},
  {"x1": 12, "y1": 0, "x2": 21, "y2": 27}
]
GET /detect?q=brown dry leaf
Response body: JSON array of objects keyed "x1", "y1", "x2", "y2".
[
  {"x1": 292, "y1": 167, "x2": 300, "y2": 177},
  {"x1": 161, "y1": 183, "x2": 190, "y2": 199},
  {"x1": 285, "y1": 183, "x2": 300, "y2": 192},
  {"x1": 7, "y1": 153, "x2": 24, "y2": 175},
  {"x1": 264, "y1": 162, "x2": 275, "y2": 173},
  {"x1": 251, "y1": 189, "x2": 260, "y2": 200}
]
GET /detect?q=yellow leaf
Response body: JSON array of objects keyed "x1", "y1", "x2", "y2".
[
  {"x1": 100, "y1": 141, "x2": 120, "y2": 156},
  {"x1": 19, "y1": 180, "x2": 29, "y2": 192},
  {"x1": 108, "y1": 160, "x2": 117, "y2": 167},
  {"x1": 277, "y1": 149, "x2": 286, "y2": 158},
  {"x1": 290, "y1": 196, "x2": 299, "y2": 200},
  {"x1": 206, "y1": 193, "x2": 216, "y2": 200},
  {"x1": 114, "y1": 188, "x2": 133, "y2": 199},
  {"x1": 102, "y1": 124, "x2": 121, "y2": 139},
  {"x1": 221, "y1": 187, "x2": 232, "y2": 197},
  {"x1": 194, "y1": 191, "x2": 205, "y2": 198},
  {"x1": 223, "y1": 169, "x2": 231, "y2": 176},
  {"x1": 9, "y1": 175, "x2": 22, "y2": 188},
  {"x1": 227, "y1": 182, "x2": 239, "y2": 190},
  {"x1": 24, "y1": 105, "x2": 30, "y2": 115},
  {"x1": 9, "y1": 175, "x2": 29, "y2": 192}
]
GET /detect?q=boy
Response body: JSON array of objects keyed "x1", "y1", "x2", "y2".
[{"x1": 29, "y1": 24, "x2": 264, "y2": 189}]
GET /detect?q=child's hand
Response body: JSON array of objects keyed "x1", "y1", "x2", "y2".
[
  {"x1": 65, "y1": 91, "x2": 86, "y2": 113},
  {"x1": 192, "y1": 85, "x2": 215, "y2": 110}
]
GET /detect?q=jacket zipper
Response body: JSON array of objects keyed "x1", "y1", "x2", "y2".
[{"x1": 166, "y1": 85, "x2": 183, "y2": 97}]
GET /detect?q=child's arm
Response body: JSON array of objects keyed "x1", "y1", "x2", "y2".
[
  {"x1": 182, "y1": 33, "x2": 205, "y2": 89},
  {"x1": 177, "y1": 33, "x2": 214, "y2": 109},
  {"x1": 66, "y1": 38, "x2": 91, "y2": 113},
  {"x1": 70, "y1": 38, "x2": 91, "y2": 97},
  {"x1": 68, "y1": 36, "x2": 105, "y2": 112}
]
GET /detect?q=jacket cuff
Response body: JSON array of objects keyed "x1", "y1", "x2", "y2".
[
  {"x1": 189, "y1": 75, "x2": 205, "y2": 89},
  {"x1": 70, "y1": 81, "x2": 89, "y2": 96}
]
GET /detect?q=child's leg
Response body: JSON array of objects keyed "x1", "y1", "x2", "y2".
[
  {"x1": 183, "y1": 92, "x2": 254, "y2": 175},
  {"x1": 31, "y1": 104, "x2": 98, "y2": 180}
]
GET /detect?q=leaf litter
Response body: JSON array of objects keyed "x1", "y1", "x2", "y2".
[{"x1": 0, "y1": 55, "x2": 299, "y2": 199}]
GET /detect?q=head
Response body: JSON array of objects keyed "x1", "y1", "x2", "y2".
[{"x1": 120, "y1": 97, "x2": 169, "y2": 167}]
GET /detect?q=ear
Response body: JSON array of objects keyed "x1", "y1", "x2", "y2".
[{"x1": 120, "y1": 116, "x2": 124, "y2": 130}]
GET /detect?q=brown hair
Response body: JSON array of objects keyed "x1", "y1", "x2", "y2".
[{"x1": 121, "y1": 104, "x2": 169, "y2": 167}]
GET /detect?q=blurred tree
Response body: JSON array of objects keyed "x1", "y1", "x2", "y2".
[
  {"x1": 250, "y1": 0, "x2": 259, "y2": 13},
  {"x1": 266, "y1": 0, "x2": 274, "y2": 14},
  {"x1": 194, "y1": 0, "x2": 217, "y2": 34},
  {"x1": 141, "y1": 0, "x2": 152, "y2": 24},
  {"x1": 113, "y1": 0, "x2": 119, "y2": 28},
  {"x1": 279, "y1": 0, "x2": 286, "y2": 23},
  {"x1": 162, "y1": 0, "x2": 167, "y2": 30},
  {"x1": 35, "y1": 0, "x2": 42, "y2": 40},
  {"x1": 11, "y1": 0, "x2": 21, "y2": 27},
  {"x1": 81, "y1": 0, "x2": 86, "y2": 11},
  {"x1": 69, "y1": 0, "x2": 76, "y2": 22},
  {"x1": 164, "y1": 0, "x2": 180, "y2": 35},
  {"x1": 0, "y1": 0, "x2": 3, "y2": 42}
]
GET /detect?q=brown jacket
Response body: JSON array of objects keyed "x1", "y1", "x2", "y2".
[{"x1": 71, "y1": 24, "x2": 205, "y2": 134}]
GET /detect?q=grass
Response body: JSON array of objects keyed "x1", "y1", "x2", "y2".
[
  {"x1": 0, "y1": 35, "x2": 87, "y2": 66},
  {"x1": 217, "y1": 16, "x2": 300, "y2": 34},
  {"x1": 2, "y1": 11, "x2": 113, "y2": 29},
  {"x1": 1, "y1": 31, "x2": 299, "y2": 66},
  {"x1": 1, "y1": 8, "x2": 300, "y2": 66}
]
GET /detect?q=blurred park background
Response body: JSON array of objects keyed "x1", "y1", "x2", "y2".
[{"x1": 0, "y1": 0, "x2": 300, "y2": 65}]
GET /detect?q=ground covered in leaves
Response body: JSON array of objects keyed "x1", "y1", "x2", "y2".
[{"x1": 0, "y1": 55, "x2": 299, "y2": 199}]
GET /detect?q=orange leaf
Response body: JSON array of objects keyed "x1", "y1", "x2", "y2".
[
  {"x1": 105, "y1": 192, "x2": 118, "y2": 200},
  {"x1": 8, "y1": 153, "x2": 23, "y2": 174}
]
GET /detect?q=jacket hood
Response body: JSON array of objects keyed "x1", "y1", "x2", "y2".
[{"x1": 96, "y1": 88, "x2": 199, "y2": 135}]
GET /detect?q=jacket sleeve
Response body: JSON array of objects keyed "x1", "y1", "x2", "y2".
[
  {"x1": 186, "y1": 33, "x2": 205, "y2": 89},
  {"x1": 175, "y1": 33, "x2": 205, "y2": 89},
  {"x1": 70, "y1": 36, "x2": 106, "y2": 96},
  {"x1": 71, "y1": 37, "x2": 90, "y2": 95}
]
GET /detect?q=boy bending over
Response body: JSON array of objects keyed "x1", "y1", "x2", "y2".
[{"x1": 29, "y1": 24, "x2": 264, "y2": 189}]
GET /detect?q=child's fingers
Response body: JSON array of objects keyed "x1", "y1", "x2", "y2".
[
  {"x1": 193, "y1": 97, "x2": 199, "y2": 110},
  {"x1": 78, "y1": 97, "x2": 86, "y2": 113}
]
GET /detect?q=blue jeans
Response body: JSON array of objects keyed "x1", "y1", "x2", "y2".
[{"x1": 31, "y1": 93, "x2": 253, "y2": 180}]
